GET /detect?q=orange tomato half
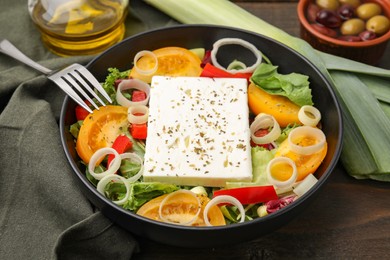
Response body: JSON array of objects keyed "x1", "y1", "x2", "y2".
[
  {"x1": 274, "y1": 135, "x2": 327, "y2": 181},
  {"x1": 247, "y1": 82, "x2": 301, "y2": 127},
  {"x1": 76, "y1": 105, "x2": 129, "y2": 164},
  {"x1": 129, "y1": 47, "x2": 203, "y2": 83},
  {"x1": 137, "y1": 193, "x2": 226, "y2": 226}
]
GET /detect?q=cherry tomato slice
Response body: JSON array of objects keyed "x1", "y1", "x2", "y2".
[
  {"x1": 129, "y1": 46, "x2": 202, "y2": 83},
  {"x1": 248, "y1": 82, "x2": 301, "y2": 127},
  {"x1": 275, "y1": 136, "x2": 327, "y2": 181},
  {"x1": 137, "y1": 193, "x2": 226, "y2": 226},
  {"x1": 76, "y1": 105, "x2": 128, "y2": 163}
]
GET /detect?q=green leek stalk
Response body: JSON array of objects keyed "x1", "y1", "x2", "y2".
[{"x1": 144, "y1": 0, "x2": 390, "y2": 181}]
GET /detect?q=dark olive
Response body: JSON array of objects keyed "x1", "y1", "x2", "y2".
[
  {"x1": 316, "y1": 10, "x2": 342, "y2": 28},
  {"x1": 307, "y1": 3, "x2": 321, "y2": 23},
  {"x1": 359, "y1": 30, "x2": 377, "y2": 41},
  {"x1": 311, "y1": 23, "x2": 338, "y2": 38},
  {"x1": 338, "y1": 5, "x2": 355, "y2": 20}
]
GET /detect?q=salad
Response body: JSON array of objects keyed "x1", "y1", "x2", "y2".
[{"x1": 69, "y1": 38, "x2": 327, "y2": 227}]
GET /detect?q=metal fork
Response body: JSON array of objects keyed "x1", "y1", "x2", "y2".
[{"x1": 0, "y1": 39, "x2": 111, "y2": 113}]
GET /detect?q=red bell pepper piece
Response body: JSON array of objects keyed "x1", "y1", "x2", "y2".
[
  {"x1": 201, "y1": 50, "x2": 212, "y2": 68},
  {"x1": 200, "y1": 63, "x2": 252, "y2": 80},
  {"x1": 75, "y1": 101, "x2": 91, "y2": 121},
  {"x1": 213, "y1": 186, "x2": 278, "y2": 205},
  {"x1": 130, "y1": 123, "x2": 147, "y2": 139},
  {"x1": 132, "y1": 90, "x2": 147, "y2": 102},
  {"x1": 107, "y1": 135, "x2": 133, "y2": 168},
  {"x1": 250, "y1": 129, "x2": 274, "y2": 150}
]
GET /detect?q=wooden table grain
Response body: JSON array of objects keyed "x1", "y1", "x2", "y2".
[{"x1": 133, "y1": 1, "x2": 390, "y2": 259}]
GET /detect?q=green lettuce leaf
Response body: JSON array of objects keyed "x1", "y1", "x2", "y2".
[
  {"x1": 251, "y1": 63, "x2": 313, "y2": 106},
  {"x1": 225, "y1": 146, "x2": 275, "y2": 188},
  {"x1": 69, "y1": 120, "x2": 83, "y2": 139},
  {"x1": 102, "y1": 68, "x2": 130, "y2": 104},
  {"x1": 104, "y1": 182, "x2": 179, "y2": 211}
]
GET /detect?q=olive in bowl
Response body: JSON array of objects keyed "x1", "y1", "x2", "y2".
[{"x1": 298, "y1": 0, "x2": 390, "y2": 64}]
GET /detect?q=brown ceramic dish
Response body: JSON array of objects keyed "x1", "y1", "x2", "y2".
[
  {"x1": 59, "y1": 25, "x2": 343, "y2": 248},
  {"x1": 298, "y1": 0, "x2": 390, "y2": 65}
]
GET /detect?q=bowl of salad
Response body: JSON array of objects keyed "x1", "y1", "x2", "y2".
[{"x1": 60, "y1": 25, "x2": 343, "y2": 248}]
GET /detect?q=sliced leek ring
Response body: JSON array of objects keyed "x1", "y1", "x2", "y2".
[
  {"x1": 97, "y1": 174, "x2": 131, "y2": 205},
  {"x1": 288, "y1": 126, "x2": 326, "y2": 155},
  {"x1": 128, "y1": 105, "x2": 149, "y2": 124},
  {"x1": 298, "y1": 105, "x2": 321, "y2": 127},
  {"x1": 88, "y1": 147, "x2": 121, "y2": 180},
  {"x1": 211, "y1": 38, "x2": 262, "y2": 74},
  {"x1": 250, "y1": 113, "x2": 281, "y2": 144},
  {"x1": 204, "y1": 195, "x2": 245, "y2": 226},
  {"x1": 266, "y1": 157, "x2": 298, "y2": 188},
  {"x1": 116, "y1": 79, "x2": 150, "y2": 107},
  {"x1": 293, "y1": 174, "x2": 318, "y2": 197},
  {"x1": 133, "y1": 50, "x2": 158, "y2": 75}
]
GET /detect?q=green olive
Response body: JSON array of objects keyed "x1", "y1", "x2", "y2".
[
  {"x1": 341, "y1": 18, "x2": 366, "y2": 35},
  {"x1": 316, "y1": 0, "x2": 340, "y2": 11},
  {"x1": 356, "y1": 3, "x2": 382, "y2": 20},
  {"x1": 366, "y1": 15, "x2": 390, "y2": 35},
  {"x1": 339, "y1": 0, "x2": 361, "y2": 8}
]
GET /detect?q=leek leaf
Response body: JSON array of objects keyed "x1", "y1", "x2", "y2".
[
  {"x1": 320, "y1": 52, "x2": 390, "y2": 78},
  {"x1": 330, "y1": 71, "x2": 390, "y2": 174},
  {"x1": 380, "y1": 101, "x2": 390, "y2": 118},
  {"x1": 357, "y1": 74, "x2": 390, "y2": 104}
]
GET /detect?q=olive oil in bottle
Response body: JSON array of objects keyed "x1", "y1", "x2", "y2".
[{"x1": 28, "y1": 0, "x2": 129, "y2": 56}]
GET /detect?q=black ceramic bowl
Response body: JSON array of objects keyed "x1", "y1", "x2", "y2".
[{"x1": 60, "y1": 25, "x2": 343, "y2": 248}]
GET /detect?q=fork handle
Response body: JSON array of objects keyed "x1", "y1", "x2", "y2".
[{"x1": 0, "y1": 39, "x2": 52, "y2": 75}]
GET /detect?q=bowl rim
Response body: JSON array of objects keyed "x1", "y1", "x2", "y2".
[
  {"x1": 297, "y1": 0, "x2": 390, "y2": 48},
  {"x1": 60, "y1": 24, "x2": 344, "y2": 233}
]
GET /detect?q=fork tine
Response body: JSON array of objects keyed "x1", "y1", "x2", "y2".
[
  {"x1": 62, "y1": 74, "x2": 100, "y2": 110},
  {"x1": 53, "y1": 77, "x2": 93, "y2": 113},
  {"x1": 69, "y1": 70, "x2": 107, "y2": 107},
  {"x1": 76, "y1": 66, "x2": 113, "y2": 103}
]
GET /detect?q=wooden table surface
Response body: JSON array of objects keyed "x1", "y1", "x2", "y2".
[{"x1": 133, "y1": 1, "x2": 390, "y2": 259}]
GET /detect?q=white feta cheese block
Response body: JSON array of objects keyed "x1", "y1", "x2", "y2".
[{"x1": 143, "y1": 76, "x2": 252, "y2": 187}]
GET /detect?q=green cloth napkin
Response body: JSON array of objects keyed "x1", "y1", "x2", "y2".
[{"x1": 0, "y1": 1, "x2": 175, "y2": 259}]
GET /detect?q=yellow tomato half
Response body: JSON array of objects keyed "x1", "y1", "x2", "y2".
[
  {"x1": 129, "y1": 47, "x2": 203, "y2": 83},
  {"x1": 76, "y1": 105, "x2": 129, "y2": 163},
  {"x1": 137, "y1": 193, "x2": 226, "y2": 226},
  {"x1": 274, "y1": 135, "x2": 327, "y2": 181},
  {"x1": 248, "y1": 82, "x2": 301, "y2": 127}
]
